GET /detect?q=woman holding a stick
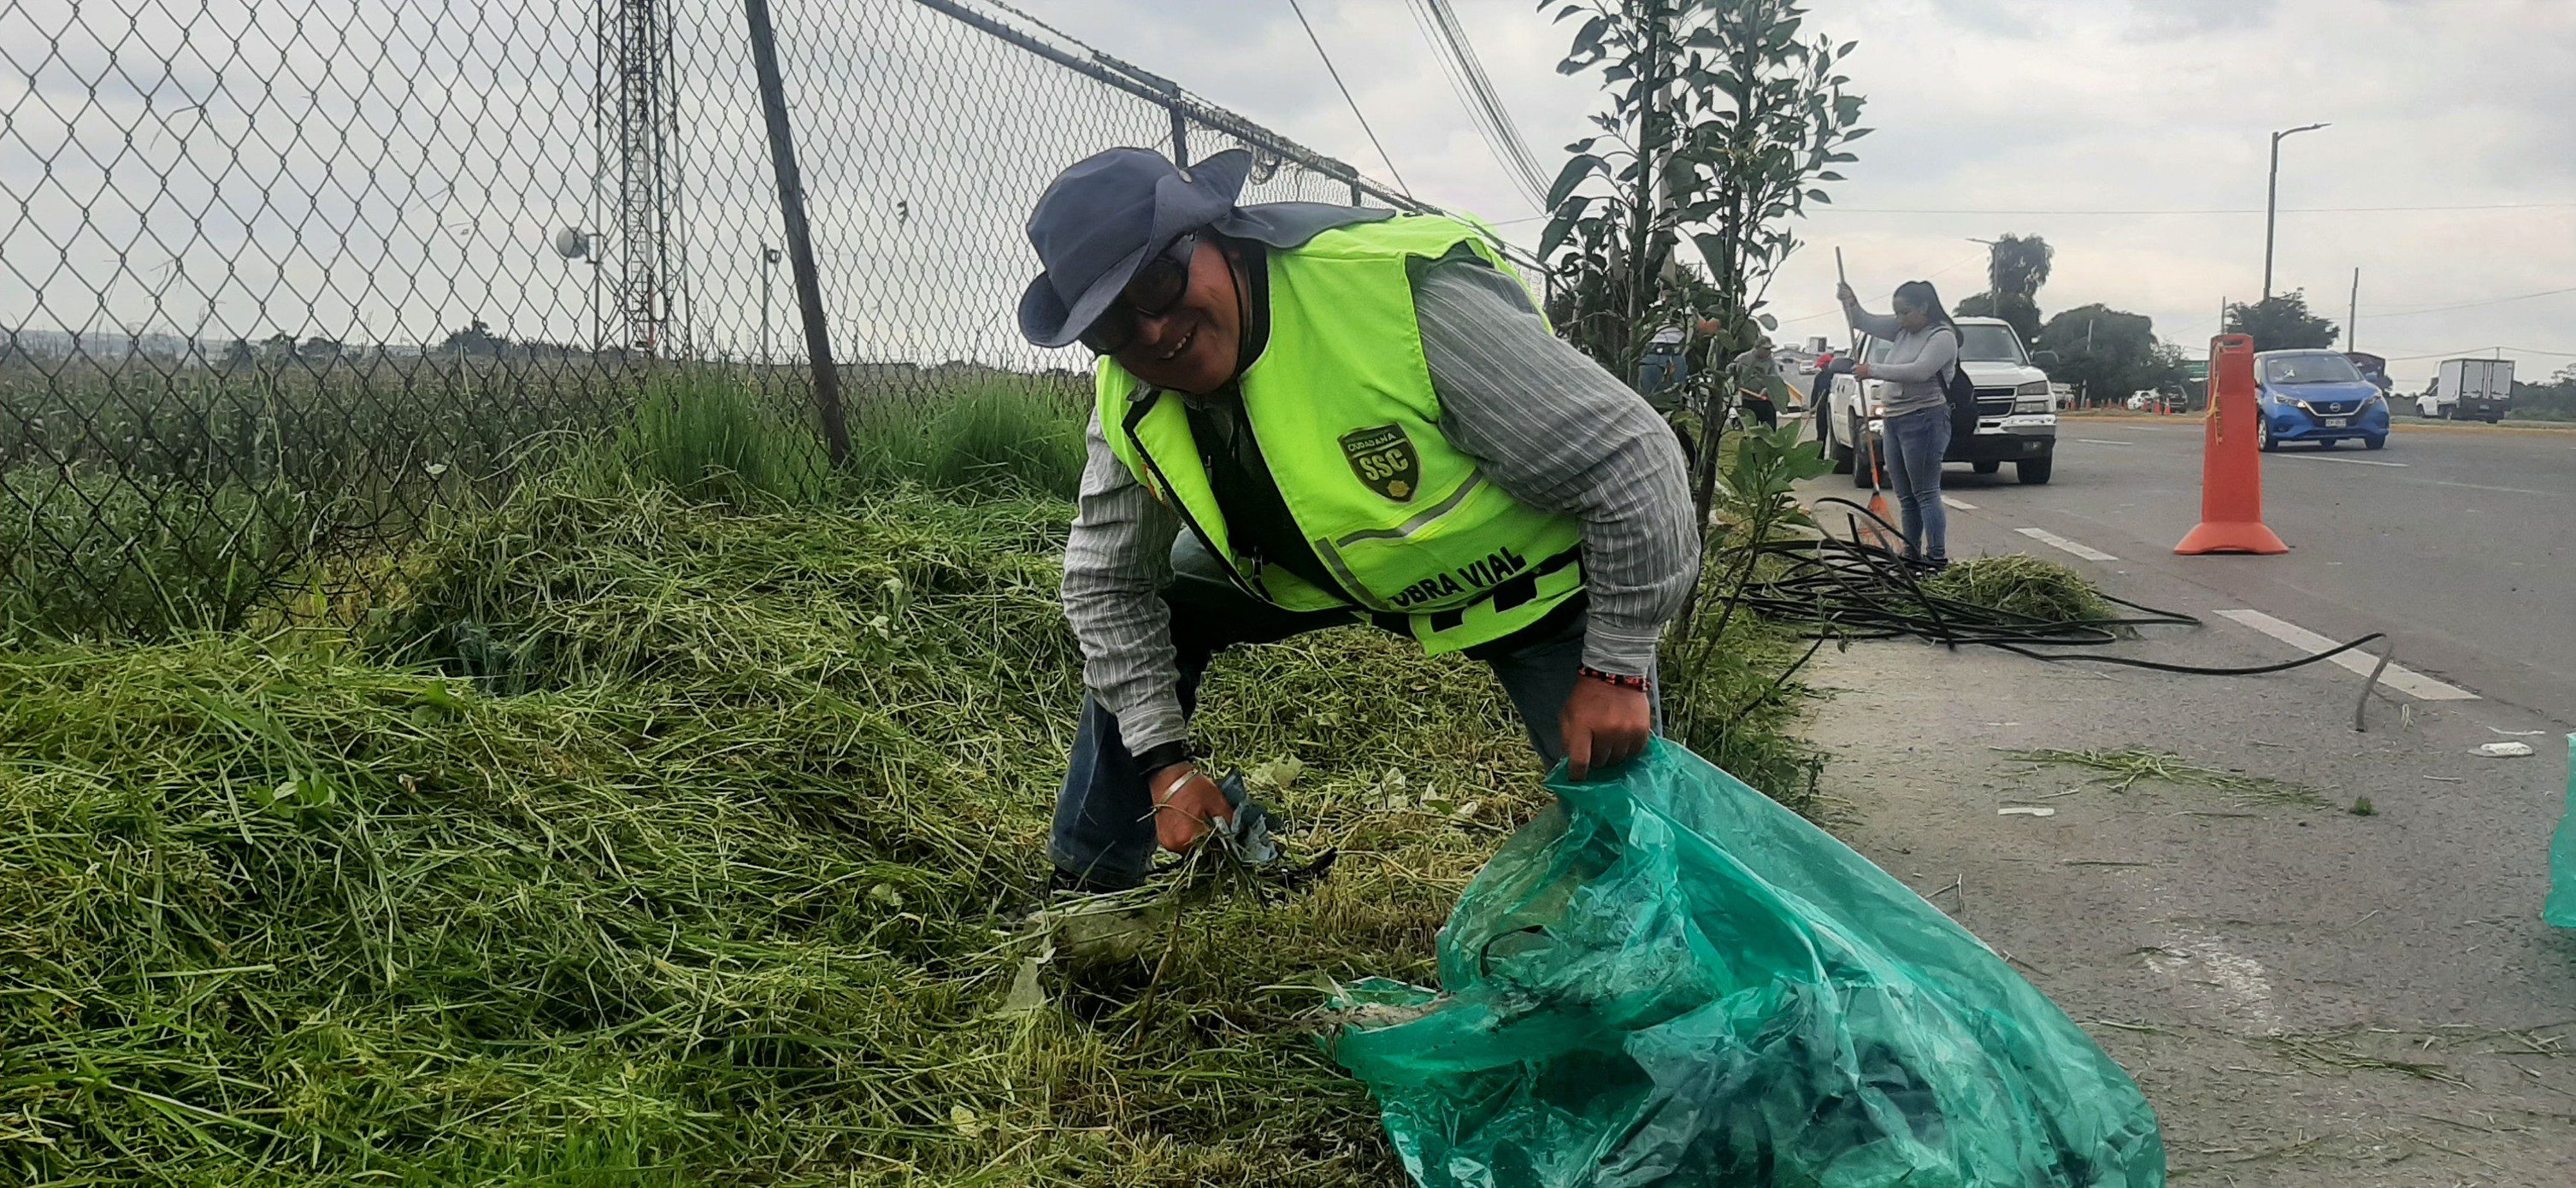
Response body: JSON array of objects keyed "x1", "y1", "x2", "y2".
[{"x1": 1831, "y1": 278, "x2": 1960, "y2": 568}]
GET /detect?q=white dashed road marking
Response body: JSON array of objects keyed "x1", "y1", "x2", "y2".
[
  {"x1": 2014, "y1": 526, "x2": 2119, "y2": 562},
  {"x1": 2434, "y1": 480, "x2": 2561, "y2": 497},
  {"x1": 2214, "y1": 609, "x2": 2479, "y2": 701},
  {"x1": 2076, "y1": 438, "x2": 2134, "y2": 446},
  {"x1": 2280, "y1": 454, "x2": 2407, "y2": 467},
  {"x1": 1942, "y1": 497, "x2": 1978, "y2": 510}
]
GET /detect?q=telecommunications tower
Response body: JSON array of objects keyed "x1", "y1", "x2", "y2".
[{"x1": 595, "y1": 0, "x2": 684, "y2": 354}]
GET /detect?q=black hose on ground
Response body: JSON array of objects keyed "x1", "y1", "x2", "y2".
[{"x1": 1749, "y1": 497, "x2": 2385, "y2": 677}]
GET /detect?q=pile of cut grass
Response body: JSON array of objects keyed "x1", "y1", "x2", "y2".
[
  {"x1": 0, "y1": 474, "x2": 1579, "y2": 1185},
  {"x1": 1920, "y1": 554, "x2": 2115, "y2": 624},
  {"x1": 3, "y1": 383, "x2": 1830, "y2": 1184}
]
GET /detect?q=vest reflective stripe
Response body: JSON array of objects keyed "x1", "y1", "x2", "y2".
[{"x1": 1098, "y1": 214, "x2": 1586, "y2": 654}]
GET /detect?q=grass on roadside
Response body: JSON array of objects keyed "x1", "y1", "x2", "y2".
[
  {"x1": 2, "y1": 449, "x2": 1816, "y2": 1185},
  {"x1": 844, "y1": 381, "x2": 1087, "y2": 500},
  {"x1": 1, "y1": 374, "x2": 1085, "y2": 641},
  {"x1": 2004, "y1": 746, "x2": 2325, "y2": 808},
  {"x1": 0, "y1": 469, "x2": 351, "y2": 641},
  {"x1": 0, "y1": 479, "x2": 1500, "y2": 1185},
  {"x1": 2, "y1": 368, "x2": 1831, "y2": 1184}
]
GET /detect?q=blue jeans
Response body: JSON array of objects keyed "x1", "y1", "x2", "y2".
[
  {"x1": 1635, "y1": 350, "x2": 1688, "y2": 410},
  {"x1": 1051, "y1": 538, "x2": 1652, "y2": 889},
  {"x1": 1881, "y1": 408, "x2": 1951, "y2": 563}
]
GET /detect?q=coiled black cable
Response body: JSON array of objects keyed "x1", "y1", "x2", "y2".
[{"x1": 1748, "y1": 497, "x2": 2385, "y2": 677}]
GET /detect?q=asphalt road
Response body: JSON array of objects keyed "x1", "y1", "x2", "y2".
[
  {"x1": 1785, "y1": 412, "x2": 2576, "y2": 1182},
  {"x1": 1885, "y1": 415, "x2": 2576, "y2": 720}
]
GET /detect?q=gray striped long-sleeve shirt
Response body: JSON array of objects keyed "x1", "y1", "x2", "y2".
[{"x1": 1062, "y1": 256, "x2": 1701, "y2": 754}]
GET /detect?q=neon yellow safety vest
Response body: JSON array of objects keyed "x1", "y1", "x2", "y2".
[{"x1": 1097, "y1": 214, "x2": 1585, "y2": 655}]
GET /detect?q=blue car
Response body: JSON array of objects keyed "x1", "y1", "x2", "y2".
[{"x1": 2255, "y1": 350, "x2": 2391, "y2": 451}]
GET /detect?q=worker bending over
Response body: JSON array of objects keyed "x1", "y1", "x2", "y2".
[{"x1": 1014, "y1": 148, "x2": 1697, "y2": 891}]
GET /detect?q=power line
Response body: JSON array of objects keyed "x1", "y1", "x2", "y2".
[
  {"x1": 1401, "y1": 0, "x2": 1535, "y2": 206},
  {"x1": 1498, "y1": 202, "x2": 2576, "y2": 227},
  {"x1": 1283, "y1": 0, "x2": 1411, "y2": 195},
  {"x1": 2370, "y1": 345, "x2": 2576, "y2": 362},
  {"x1": 1768, "y1": 250, "x2": 1988, "y2": 329},
  {"x1": 1417, "y1": 0, "x2": 1547, "y2": 205},
  {"x1": 1402, "y1": 0, "x2": 1533, "y2": 205},
  {"x1": 2359, "y1": 285, "x2": 2576, "y2": 319},
  {"x1": 1810, "y1": 202, "x2": 2576, "y2": 216}
]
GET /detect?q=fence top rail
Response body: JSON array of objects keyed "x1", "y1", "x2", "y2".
[
  {"x1": 906, "y1": 0, "x2": 1408, "y2": 203},
  {"x1": 911, "y1": 0, "x2": 1550, "y2": 275}
]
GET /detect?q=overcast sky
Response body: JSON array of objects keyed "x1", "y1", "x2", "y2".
[
  {"x1": 1028, "y1": 0, "x2": 2576, "y2": 389},
  {"x1": 6, "y1": 0, "x2": 2567, "y2": 390}
]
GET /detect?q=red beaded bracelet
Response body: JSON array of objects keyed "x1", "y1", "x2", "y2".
[{"x1": 1577, "y1": 665, "x2": 1650, "y2": 691}]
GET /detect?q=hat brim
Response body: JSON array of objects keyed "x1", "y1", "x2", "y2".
[
  {"x1": 1018, "y1": 238, "x2": 1151, "y2": 350},
  {"x1": 1016, "y1": 149, "x2": 1256, "y2": 350}
]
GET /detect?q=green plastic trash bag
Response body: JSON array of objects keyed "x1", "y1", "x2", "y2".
[
  {"x1": 2547, "y1": 735, "x2": 2576, "y2": 928},
  {"x1": 1329, "y1": 738, "x2": 2165, "y2": 1187}
]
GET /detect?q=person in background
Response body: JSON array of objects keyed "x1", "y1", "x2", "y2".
[
  {"x1": 1634, "y1": 320, "x2": 1691, "y2": 411},
  {"x1": 1636, "y1": 315, "x2": 1725, "y2": 460},
  {"x1": 1727, "y1": 339, "x2": 1780, "y2": 430},
  {"x1": 1831, "y1": 279, "x2": 1960, "y2": 568},
  {"x1": 1807, "y1": 348, "x2": 1838, "y2": 439},
  {"x1": 1016, "y1": 147, "x2": 1698, "y2": 892}
]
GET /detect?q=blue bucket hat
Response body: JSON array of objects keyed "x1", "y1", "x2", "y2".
[{"x1": 1016, "y1": 147, "x2": 1255, "y2": 349}]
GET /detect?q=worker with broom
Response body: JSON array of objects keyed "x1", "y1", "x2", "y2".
[{"x1": 1015, "y1": 147, "x2": 1698, "y2": 891}]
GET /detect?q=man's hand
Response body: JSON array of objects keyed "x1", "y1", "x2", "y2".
[
  {"x1": 1148, "y1": 762, "x2": 1233, "y2": 853},
  {"x1": 1852, "y1": 362, "x2": 1874, "y2": 381},
  {"x1": 1836, "y1": 280, "x2": 1857, "y2": 305},
  {"x1": 1560, "y1": 677, "x2": 1652, "y2": 781}
]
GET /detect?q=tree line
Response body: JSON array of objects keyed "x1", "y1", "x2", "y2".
[{"x1": 1941, "y1": 232, "x2": 2344, "y2": 403}]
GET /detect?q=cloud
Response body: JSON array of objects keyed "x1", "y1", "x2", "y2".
[
  {"x1": 1027, "y1": 0, "x2": 2572, "y2": 387},
  {"x1": 2, "y1": 0, "x2": 2565, "y2": 388},
  {"x1": 2126, "y1": 0, "x2": 2284, "y2": 39}
]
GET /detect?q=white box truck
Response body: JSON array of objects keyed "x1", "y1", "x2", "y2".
[{"x1": 2420, "y1": 357, "x2": 2514, "y2": 422}]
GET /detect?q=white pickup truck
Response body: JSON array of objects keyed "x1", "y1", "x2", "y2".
[{"x1": 1819, "y1": 315, "x2": 2060, "y2": 485}]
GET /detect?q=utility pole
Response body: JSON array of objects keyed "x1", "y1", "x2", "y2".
[
  {"x1": 2263, "y1": 122, "x2": 2329, "y2": 300},
  {"x1": 744, "y1": 0, "x2": 852, "y2": 467},
  {"x1": 2347, "y1": 267, "x2": 2360, "y2": 350}
]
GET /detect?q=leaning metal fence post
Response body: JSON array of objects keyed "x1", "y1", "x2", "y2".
[{"x1": 742, "y1": 0, "x2": 852, "y2": 468}]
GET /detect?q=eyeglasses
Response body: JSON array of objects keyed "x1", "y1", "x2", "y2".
[{"x1": 1079, "y1": 232, "x2": 1198, "y2": 356}]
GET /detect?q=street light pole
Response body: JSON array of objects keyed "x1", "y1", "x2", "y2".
[{"x1": 2262, "y1": 122, "x2": 2329, "y2": 301}]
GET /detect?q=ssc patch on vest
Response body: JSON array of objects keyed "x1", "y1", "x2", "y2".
[{"x1": 1340, "y1": 424, "x2": 1421, "y2": 502}]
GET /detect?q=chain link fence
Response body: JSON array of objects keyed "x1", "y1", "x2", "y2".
[{"x1": 0, "y1": 0, "x2": 1449, "y2": 638}]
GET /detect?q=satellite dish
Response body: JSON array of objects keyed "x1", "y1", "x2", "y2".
[{"x1": 552, "y1": 226, "x2": 589, "y2": 260}]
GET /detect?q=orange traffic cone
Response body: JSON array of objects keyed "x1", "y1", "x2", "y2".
[{"x1": 2174, "y1": 334, "x2": 2289, "y2": 556}]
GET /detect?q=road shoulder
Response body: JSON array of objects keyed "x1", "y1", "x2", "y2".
[{"x1": 1802, "y1": 632, "x2": 2576, "y2": 1185}]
